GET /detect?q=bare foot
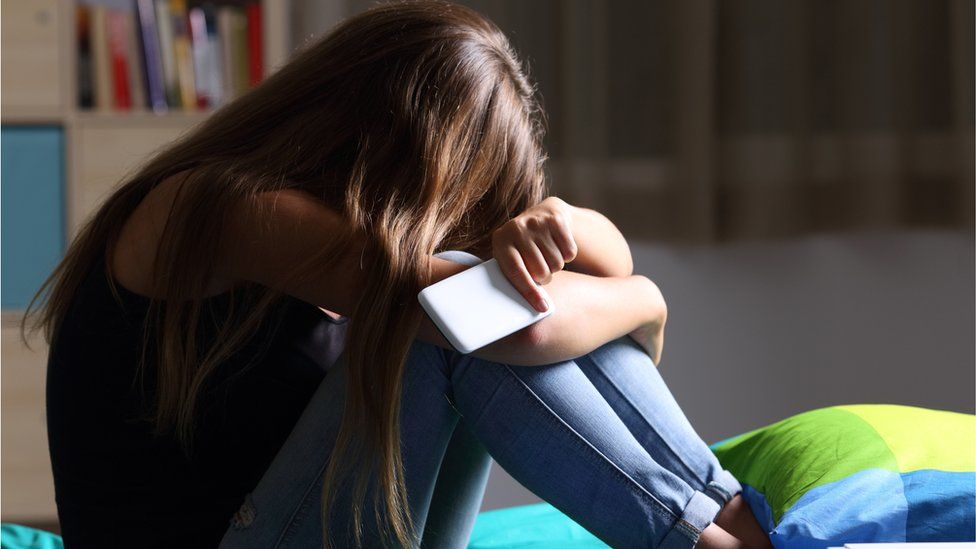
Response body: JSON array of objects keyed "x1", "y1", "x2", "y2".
[
  {"x1": 713, "y1": 495, "x2": 772, "y2": 549},
  {"x1": 695, "y1": 524, "x2": 750, "y2": 549}
]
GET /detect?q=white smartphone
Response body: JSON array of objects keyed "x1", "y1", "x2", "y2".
[{"x1": 418, "y1": 258, "x2": 553, "y2": 354}]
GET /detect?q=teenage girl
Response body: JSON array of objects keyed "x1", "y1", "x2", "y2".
[{"x1": 29, "y1": 2, "x2": 770, "y2": 547}]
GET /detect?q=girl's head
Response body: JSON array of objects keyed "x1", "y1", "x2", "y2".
[
  {"x1": 27, "y1": 1, "x2": 546, "y2": 547},
  {"x1": 226, "y1": 0, "x2": 548, "y2": 252}
]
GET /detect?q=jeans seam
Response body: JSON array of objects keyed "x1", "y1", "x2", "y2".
[
  {"x1": 273, "y1": 458, "x2": 331, "y2": 548},
  {"x1": 578, "y1": 353, "x2": 710, "y2": 490},
  {"x1": 468, "y1": 376, "x2": 508, "y2": 428},
  {"x1": 498, "y1": 363, "x2": 681, "y2": 525},
  {"x1": 443, "y1": 392, "x2": 461, "y2": 414}
]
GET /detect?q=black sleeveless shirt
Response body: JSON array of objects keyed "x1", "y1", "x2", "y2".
[{"x1": 46, "y1": 251, "x2": 348, "y2": 548}]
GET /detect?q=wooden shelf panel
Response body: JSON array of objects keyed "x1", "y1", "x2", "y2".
[
  {"x1": 0, "y1": 107, "x2": 66, "y2": 125},
  {"x1": 0, "y1": 1, "x2": 65, "y2": 115},
  {"x1": 68, "y1": 121, "x2": 202, "y2": 235},
  {"x1": 70, "y1": 110, "x2": 212, "y2": 127},
  {"x1": 1, "y1": 321, "x2": 56, "y2": 523}
]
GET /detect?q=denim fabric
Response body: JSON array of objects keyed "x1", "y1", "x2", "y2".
[{"x1": 219, "y1": 252, "x2": 741, "y2": 549}]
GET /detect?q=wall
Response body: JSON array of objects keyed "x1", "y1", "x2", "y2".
[{"x1": 481, "y1": 229, "x2": 975, "y2": 510}]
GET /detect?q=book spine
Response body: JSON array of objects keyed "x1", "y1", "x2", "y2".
[
  {"x1": 90, "y1": 5, "x2": 113, "y2": 111},
  {"x1": 107, "y1": 10, "x2": 131, "y2": 110},
  {"x1": 136, "y1": 0, "x2": 168, "y2": 112},
  {"x1": 246, "y1": 2, "x2": 262, "y2": 87},
  {"x1": 123, "y1": 9, "x2": 148, "y2": 110},
  {"x1": 170, "y1": 0, "x2": 197, "y2": 110},
  {"x1": 217, "y1": 7, "x2": 236, "y2": 102},
  {"x1": 231, "y1": 9, "x2": 249, "y2": 98},
  {"x1": 188, "y1": 6, "x2": 210, "y2": 109},
  {"x1": 204, "y1": 4, "x2": 224, "y2": 107},
  {"x1": 155, "y1": 0, "x2": 181, "y2": 108},
  {"x1": 76, "y1": 5, "x2": 94, "y2": 109}
]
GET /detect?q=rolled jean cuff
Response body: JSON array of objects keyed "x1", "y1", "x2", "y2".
[
  {"x1": 703, "y1": 469, "x2": 743, "y2": 507},
  {"x1": 658, "y1": 491, "x2": 722, "y2": 549}
]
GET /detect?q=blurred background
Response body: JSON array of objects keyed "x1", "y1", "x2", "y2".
[{"x1": 2, "y1": 0, "x2": 973, "y2": 531}]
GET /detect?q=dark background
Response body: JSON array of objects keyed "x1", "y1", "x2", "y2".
[{"x1": 295, "y1": 0, "x2": 974, "y2": 509}]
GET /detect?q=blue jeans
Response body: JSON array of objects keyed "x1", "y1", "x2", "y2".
[{"x1": 219, "y1": 252, "x2": 742, "y2": 549}]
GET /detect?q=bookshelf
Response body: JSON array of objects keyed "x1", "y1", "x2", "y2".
[
  {"x1": 2, "y1": 0, "x2": 292, "y2": 231},
  {"x1": 0, "y1": 0, "x2": 293, "y2": 525}
]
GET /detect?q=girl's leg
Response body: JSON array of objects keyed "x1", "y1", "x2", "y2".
[
  {"x1": 221, "y1": 338, "x2": 724, "y2": 548},
  {"x1": 574, "y1": 337, "x2": 769, "y2": 545},
  {"x1": 422, "y1": 250, "x2": 763, "y2": 545},
  {"x1": 574, "y1": 337, "x2": 742, "y2": 509},
  {"x1": 447, "y1": 344, "x2": 723, "y2": 549},
  {"x1": 419, "y1": 420, "x2": 492, "y2": 548},
  {"x1": 417, "y1": 249, "x2": 494, "y2": 548},
  {"x1": 218, "y1": 342, "x2": 465, "y2": 548},
  {"x1": 422, "y1": 338, "x2": 760, "y2": 548}
]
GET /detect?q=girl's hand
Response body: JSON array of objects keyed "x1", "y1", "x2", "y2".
[{"x1": 492, "y1": 197, "x2": 578, "y2": 312}]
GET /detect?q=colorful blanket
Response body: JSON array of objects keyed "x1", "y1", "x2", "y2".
[{"x1": 711, "y1": 404, "x2": 975, "y2": 548}]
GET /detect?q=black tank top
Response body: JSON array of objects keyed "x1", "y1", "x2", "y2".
[{"x1": 46, "y1": 250, "x2": 348, "y2": 548}]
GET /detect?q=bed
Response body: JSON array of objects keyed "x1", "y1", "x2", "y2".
[{"x1": 3, "y1": 405, "x2": 973, "y2": 549}]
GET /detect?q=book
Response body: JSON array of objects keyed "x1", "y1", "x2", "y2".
[
  {"x1": 122, "y1": 10, "x2": 148, "y2": 109},
  {"x1": 107, "y1": 9, "x2": 131, "y2": 110},
  {"x1": 230, "y1": 7, "x2": 250, "y2": 97},
  {"x1": 76, "y1": 5, "x2": 94, "y2": 109},
  {"x1": 246, "y1": 2, "x2": 262, "y2": 87},
  {"x1": 188, "y1": 5, "x2": 212, "y2": 108},
  {"x1": 203, "y1": 3, "x2": 224, "y2": 107},
  {"x1": 90, "y1": 5, "x2": 113, "y2": 111},
  {"x1": 155, "y1": 0, "x2": 181, "y2": 107},
  {"x1": 217, "y1": 6, "x2": 246, "y2": 101},
  {"x1": 170, "y1": 0, "x2": 197, "y2": 110},
  {"x1": 78, "y1": 0, "x2": 267, "y2": 112},
  {"x1": 136, "y1": 0, "x2": 168, "y2": 112}
]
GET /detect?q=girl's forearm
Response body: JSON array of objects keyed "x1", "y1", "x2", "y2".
[
  {"x1": 461, "y1": 270, "x2": 663, "y2": 366},
  {"x1": 479, "y1": 271, "x2": 660, "y2": 365},
  {"x1": 565, "y1": 203, "x2": 633, "y2": 278}
]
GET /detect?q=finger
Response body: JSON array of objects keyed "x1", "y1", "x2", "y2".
[
  {"x1": 515, "y1": 238, "x2": 552, "y2": 285},
  {"x1": 497, "y1": 247, "x2": 549, "y2": 312},
  {"x1": 537, "y1": 234, "x2": 566, "y2": 275},
  {"x1": 547, "y1": 213, "x2": 578, "y2": 262}
]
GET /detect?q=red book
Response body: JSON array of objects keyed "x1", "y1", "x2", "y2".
[
  {"x1": 246, "y1": 2, "x2": 263, "y2": 87},
  {"x1": 107, "y1": 10, "x2": 131, "y2": 110}
]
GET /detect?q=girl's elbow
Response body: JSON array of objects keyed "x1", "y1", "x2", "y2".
[
  {"x1": 488, "y1": 322, "x2": 559, "y2": 367},
  {"x1": 618, "y1": 240, "x2": 635, "y2": 276},
  {"x1": 600, "y1": 250, "x2": 634, "y2": 277},
  {"x1": 618, "y1": 255, "x2": 634, "y2": 277},
  {"x1": 516, "y1": 321, "x2": 550, "y2": 350},
  {"x1": 499, "y1": 322, "x2": 548, "y2": 357}
]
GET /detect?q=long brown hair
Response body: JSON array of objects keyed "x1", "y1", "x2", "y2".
[{"x1": 24, "y1": 1, "x2": 546, "y2": 546}]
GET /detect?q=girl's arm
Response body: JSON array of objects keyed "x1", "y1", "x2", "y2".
[
  {"x1": 418, "y1": 269, "x2": 666, "y2": 366},
  {"x1": 562, "y1": 201, "x2": 633, "y2": 278},
  {"x1": 214, "y1": 188, "x2": 471, "y2": 317},
  {"x1": 490, "y1": 197, "x2": 633, "y2": 312},
  {"x1": 476, "y1": 195, "x2": 667, "y2": 365},
  {"x1": 216, "y1": 189, "x2": 664, "y2": 367}
]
